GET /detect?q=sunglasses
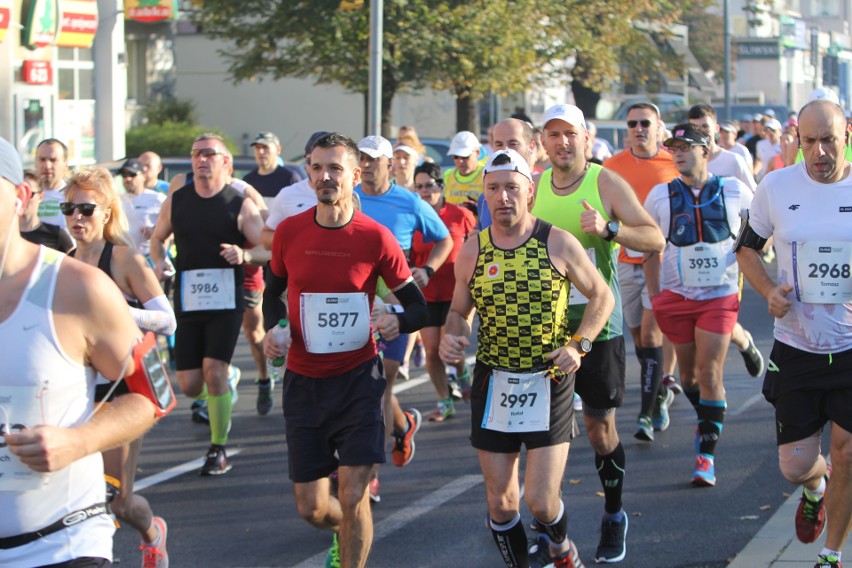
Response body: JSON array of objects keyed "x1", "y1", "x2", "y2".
[
  {"x1": 627, "y1": 119, "x2": 653, "y2": 129},
  {"x1": 414, "y1": 181, "x2": 440, "y2": 190},
  {"x1": 451, "y1": 155, "x2": 470, "y2": 160},
  {"x1": 60, "y1": 202, "x2": 98, "y2": 216},
  {"x1": 190, "y1": 148, "x2": 223, "y2": 159}
]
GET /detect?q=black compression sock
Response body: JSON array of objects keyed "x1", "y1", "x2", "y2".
[
  {"x1": 596, "y1": 442, "x2": 626, "y2": 514},
  {"x1": 490, "y1": 513, "x2": 529, "y2": 568}
]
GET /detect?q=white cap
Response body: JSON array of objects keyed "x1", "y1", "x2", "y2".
[
  {"x1": 393, "y1": 144, "x2": 419, "y2": 158},
  {"x1": 764, "y1": 118, "x2": 782, "y2": 131},
  {"x1": 763, "y1": 108, "x2": 776, "y2": 118},
  {"x1": 448, "y1": 131, "x2": 480, "y2": 157},
  {"x1": 808, "y1": 86, "x2": 840, "y2": 104},
  {"x1": 357, "y1": 135, "x2": 393, "y2": 159},
  {"x1": 482, "y1": 149, "x2": 533, "y2": 182},
  {"x1": 542, "y1": 104, "x2": 586, "y2": 129}
]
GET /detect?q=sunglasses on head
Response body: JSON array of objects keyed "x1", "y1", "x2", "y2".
[
  {"x1": 60, "y1": 202, "x2": 98, "y2": 216},
  {"x1": 627, "y1": 119, "x2": 653, "y2": 129}
]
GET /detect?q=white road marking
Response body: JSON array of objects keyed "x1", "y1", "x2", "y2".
[
  {"x1": 292, "y1": 474, "x2": 483, "y2": 568},
  {"x1": 729, "y1": 392, "x2": 767, "y2": 417},
  {"x1": 135, "y1": 449, "x2": 242, "y2": 492}
]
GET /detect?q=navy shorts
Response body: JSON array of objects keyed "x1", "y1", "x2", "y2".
[
  {"x1": 762, "y1": 340, "x2": 852, "y2": 445},
  {"x1": 574, "y1": 335, "x2": 626, "y2": 411},
  {"x1": 380, "y1": 333, "x2": 409, "y2": 363},
  {"x1": 283, "y1": 356, "x2": 387, "y2": 483},
  {"x1": 174, "y1": 310, "x2": 243, "y2": 370},
  {"x1": 470, "y1": 362, "x2": 578, "y2": 453}
]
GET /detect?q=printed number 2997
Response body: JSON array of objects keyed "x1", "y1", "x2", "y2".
[{"x1": 499, "y1": 393, "x2": 537, "y2": 408}]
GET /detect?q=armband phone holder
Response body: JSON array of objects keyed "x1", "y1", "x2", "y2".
[{"x1": 125, "y1": 332, "x2": 177, "y2": 419}]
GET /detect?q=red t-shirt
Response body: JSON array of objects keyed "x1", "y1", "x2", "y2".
[
  {"x1": 270, "y1": 208, "x2": 411, "y2": 378},
  {"x1": 410, "y1": 201, "x2": 475, "y2": 303}
]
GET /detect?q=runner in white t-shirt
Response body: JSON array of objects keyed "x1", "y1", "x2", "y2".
[{"x1": 736, "y1": 99, "x2": 852, "y2": 568}]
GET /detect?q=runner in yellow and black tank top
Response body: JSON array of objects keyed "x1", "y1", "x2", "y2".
[{"x1": 470, "y1": 218, "x2": 570, "y2": 371}]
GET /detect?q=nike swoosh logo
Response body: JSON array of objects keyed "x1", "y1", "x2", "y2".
[{"x1": 23, "y1": 324, "x2": 38, "y2": 331}]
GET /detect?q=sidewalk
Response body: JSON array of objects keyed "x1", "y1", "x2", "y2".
[{"x1": 729, "y1": 488, "x2": 844, "y2": 567}]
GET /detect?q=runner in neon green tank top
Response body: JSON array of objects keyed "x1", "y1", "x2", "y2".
[{"x1": 534, "y1": 104, "x2": 665, "y2": 563}]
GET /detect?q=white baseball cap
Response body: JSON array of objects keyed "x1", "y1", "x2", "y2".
[
  {"x1": 808, "y1": 86, "x2": 840, "y2": 104},
  {"x1": 357, "y1": 135, "x2": 393, "y2": 159},
  {"x1": 764, "y1": 119, "x2": 782, "y2": 131},
  {"x1": 542, "y1": 104, "x2": 586, "y2": 129},
  {"x1": 448, "y1": 131, "x2": 480, "y2": 157},
  {"x1": 393, "y1": 144, "x2": 419, "y2": 158},
  {"x1": 483, "y1": 149, "x2": 533, "y2": 182}
]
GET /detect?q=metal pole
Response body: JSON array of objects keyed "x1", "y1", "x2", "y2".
[
  {"x1": 367, "y1": 0, "x2": 383, "y2": 136},
  {"x1": 724, "y1": 0, "x2": 731, "y2": 120}
]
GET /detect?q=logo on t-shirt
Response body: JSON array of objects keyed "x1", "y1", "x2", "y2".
[
  {"x1": 487, "y1": 263, "x2": 500, "y2": 278},
  {"x1": 839, "y1": 206, "x2": 852, "y2": 213},
  {"x1": 788, "y1": 204, "x2": 800, "y2": 211}
]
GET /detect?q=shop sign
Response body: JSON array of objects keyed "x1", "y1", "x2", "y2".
[
  {"x1": 736, "y1": 39, "x2": 781, "y2": 59},
  {"x1": 126, "y1": 0, "x2": 176, "y2": 23},
  {"x1": 0, "y1": 0, "x2": 11, "y2": 45},
  {"x1": 21, "y1": 0, "x2": 59, "y2": 49},
  {"x1": 56, "y1": 0, "x2": 98, "y2": 48},
  {"x1": 22, "y1": 60, "x2": 53, "y2": 84}
]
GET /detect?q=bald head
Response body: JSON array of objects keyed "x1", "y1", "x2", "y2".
[
  {"x1": 138, "y1": 151, "x2": 163, "y2": 189},
  {"x1": 798, "y1": 100, "x2": 850, "y2": 184},
  {"x1": 491, "y1": 118, "x2": 536, "y2": 167}
]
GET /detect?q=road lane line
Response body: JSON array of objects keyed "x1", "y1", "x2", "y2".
[
  {"x1": 292, "y1": 474, "x2": 483, "y2": 568},
  {"x1": 135, "y1": 449, "x2": 242, "y2": 492},
  {"x1": 729, "y1": 393, "x2": 766, "y2": 416}
]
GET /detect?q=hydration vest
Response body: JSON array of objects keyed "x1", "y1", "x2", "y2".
[{"x1": 667, "y1": 176, "x2": 733, "y2": 247}]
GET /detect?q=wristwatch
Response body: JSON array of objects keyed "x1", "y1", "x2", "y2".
[
  {"x1": 421, "y1": 266, "x2": 435, "y2": 278},
  {"x1": 569, "y1": 334, "x2": 593, "y2": 357},
  {"x1": 604, "y1": 220, "x2": 620, "y2": 241}
]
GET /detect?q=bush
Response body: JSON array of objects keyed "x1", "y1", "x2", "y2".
[
  {"x1": 145, "y1": 98, "x2": 197, "y2": 125},
  {"x1": 125, "y1": 121, "x2": 237, "y2": 157}
]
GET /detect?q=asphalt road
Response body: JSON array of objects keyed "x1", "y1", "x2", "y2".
[{"x1": 113, "y1": 283, "x2": 796, "y2": 568}]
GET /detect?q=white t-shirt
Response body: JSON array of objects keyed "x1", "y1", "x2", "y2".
[
  {"x1": 710, "y1": 148, "x2": 756, "y2": 193},
  {"x1": 749, "y1": 162, "x2": 852, "y2": 353},
  {"x1": 756, "y1": 138, "x2": 781, "y2": 179},
  {"x1": 38, "y1": 185, "x2": 66, "y2": 228},
  {"x1": 265, "y1": 178, "x2": 318, "y2": 230},
  {"x1": 123, "y1": 189, "x2": 166, "y2": 256},
  {"x1": 645, "y1": 175, "x2": 751, "y2": 300},
  {"x1": 725, "y1": 142, "x2": 753, "y2": 170}
]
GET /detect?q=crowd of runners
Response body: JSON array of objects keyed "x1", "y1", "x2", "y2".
[{"x1": 1, "y1": 86, "x2": 851, "y2": 568}]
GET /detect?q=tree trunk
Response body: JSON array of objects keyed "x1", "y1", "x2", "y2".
[
  {"x1": 571, "y1": 78, "x2": 601, "y2": 120},
  {"x1": 455, "y1": 94, "x2": 479, "y2": 134}
]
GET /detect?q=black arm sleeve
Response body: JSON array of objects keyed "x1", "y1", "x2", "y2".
[
  {"x1": 262, "y1": 262, "x2": 288, "y2": 331},
  {"x1": 392, "y1": 280, "x2": 428, "y2": 334}
]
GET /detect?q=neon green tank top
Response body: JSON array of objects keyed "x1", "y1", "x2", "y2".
[
  {"x1": 443, "y1": 163, "x2": 485, "y2": 206},
  {"x1": 470, "y1": 219, "x2": 570, "y2": 371},
  {"x1": 532, "y1": 164, "x2": 622, "y2": 340}
]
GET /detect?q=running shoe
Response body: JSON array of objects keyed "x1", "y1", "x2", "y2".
[
  {"x1": 190, "y1": 400, "x2": 209, "y2": 425},
  {"x1": 595, "y1": 513, "x2": 628, "y2": 563},
  {"x1": 814, "y1": 554, "x2": 842, "y2": 568},
  {"x1": 428, "y1": 398, "x2": 455, "y2": 422},
  {"x1": 369, "y1": 475, "x2": 381, "y2": 504},
  {"x1": 458, "y1": 365, "x2": 472, "y2": 402},
  {"x1": 634, "y1": 415, "x2": 654, "y2": 442},
  {"x1": 325, "y1": 533, "x2": 341, "y2": 568},
  {"x1": 139, "y1": 516, "x2": 169, "y2": 568},
  {"x1": 392, "y1": 408, "x2": 422, "y2": 467},
  {"x1": 661, "y1": 374, "x2": 683, "y2": 395},
  {"x1": 552, "y1": 539, "x2": 585, "y2": 568},
  {"x1": 691, "y1": 455, "x2": 716, "y2": 487},
  {"x1": 796, "y1": 481, "x2": 828, "y2": 543},
  {"x1": 200, "y1": 445, "x2": 232, "y2": 476},
  {"x1": 652, "y1": 388, "x2": 675, "y2": 431},
  {"x1": 573, "y1": 393, "x2": 583, "y2": 412},
  {"x1": 397, "y1": 364, "x2": 410, "y2": 381},
  {"x1": 256, "y1": 380, "x2": 274, "y2": 416},
  {"x1": 739, "y1": 329, "x2": 766, "y2": 378},
  {"x1": 529, "y1": 535, "x2": 586, "y2": 568},
  {"x1": 227, "y1": 365, "x2": 242, "y2": 404},
  {"x1": 413, "y1": 341, "x2": 425, "y2": 368},
  {"x1": 447, "y1": 369, "x2": 464, "y2": 401}
]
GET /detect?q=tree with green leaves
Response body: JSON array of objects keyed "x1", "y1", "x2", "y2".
[{"x1": 189, "y1": 0, "x2": 716, "y2": 134}]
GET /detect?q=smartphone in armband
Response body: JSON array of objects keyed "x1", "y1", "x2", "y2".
[{"x1": 125, "y1": 332, "x2": 177, "y2": 418}]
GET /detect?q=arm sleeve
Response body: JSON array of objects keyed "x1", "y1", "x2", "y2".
[
  {"x1": 392, "y1": 280, "x2": 427, "y2": 334},
  {"x1": 263, "y1": 263, "x2": 288, "y2": 331},
  {"x1": 129, "y1": 295, "x2": 177, "y2": 336}
]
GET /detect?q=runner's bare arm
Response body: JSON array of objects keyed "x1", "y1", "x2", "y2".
[
  {"x1": 440, "y1": 237, "x2": 478, "y2": 364},
  {"x1": 149, "y1": 194, "x2": 174, "y2": 279},
  {"x1": 598, "y1": 169, "x2": 665, "y2": 254}
]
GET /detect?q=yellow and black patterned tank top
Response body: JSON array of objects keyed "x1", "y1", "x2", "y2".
[{"x1": 470, "y1": 218, "x2": 570, "y2": 371}]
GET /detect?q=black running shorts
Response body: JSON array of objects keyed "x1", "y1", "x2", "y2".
[
  {"x1": 573, "y1": 335, "x2": 626, "y2": 411},
  {"x1": 762, "y1": 340, "x2": 852, "y2": 445},
  {"x1": 174, "y1": 310, "x2": 243, "y2": 370},
  {"x1": 283, "y1": 356, "x2": 387, "y2": 483},
  {"x1": 470, "y1": 361, "x2": 578, "y2": 453}
]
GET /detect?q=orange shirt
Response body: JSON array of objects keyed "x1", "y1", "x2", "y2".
[{"x1": 604, "y1": 149, "x2": 678, "y2": 264}]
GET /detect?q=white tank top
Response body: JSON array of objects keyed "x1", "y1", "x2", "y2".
[{"x1": 0, "y1": 247, "x2": 114, "y2": 567}]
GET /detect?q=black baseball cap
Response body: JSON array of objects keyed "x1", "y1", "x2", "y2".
[
  {"x1": 304, "y1": 131, "x2": 330, "y2": 156},
  {"x1": 663, "y1": 123, "x2": 709, "y2": 148}
]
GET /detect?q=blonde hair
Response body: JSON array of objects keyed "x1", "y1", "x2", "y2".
[
  {"x1": 395, "y1": 128, "x2": 426, "y2": 156},
  {"x1": 65, "y1": 168, "x2": 133, "y2": 247}
]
